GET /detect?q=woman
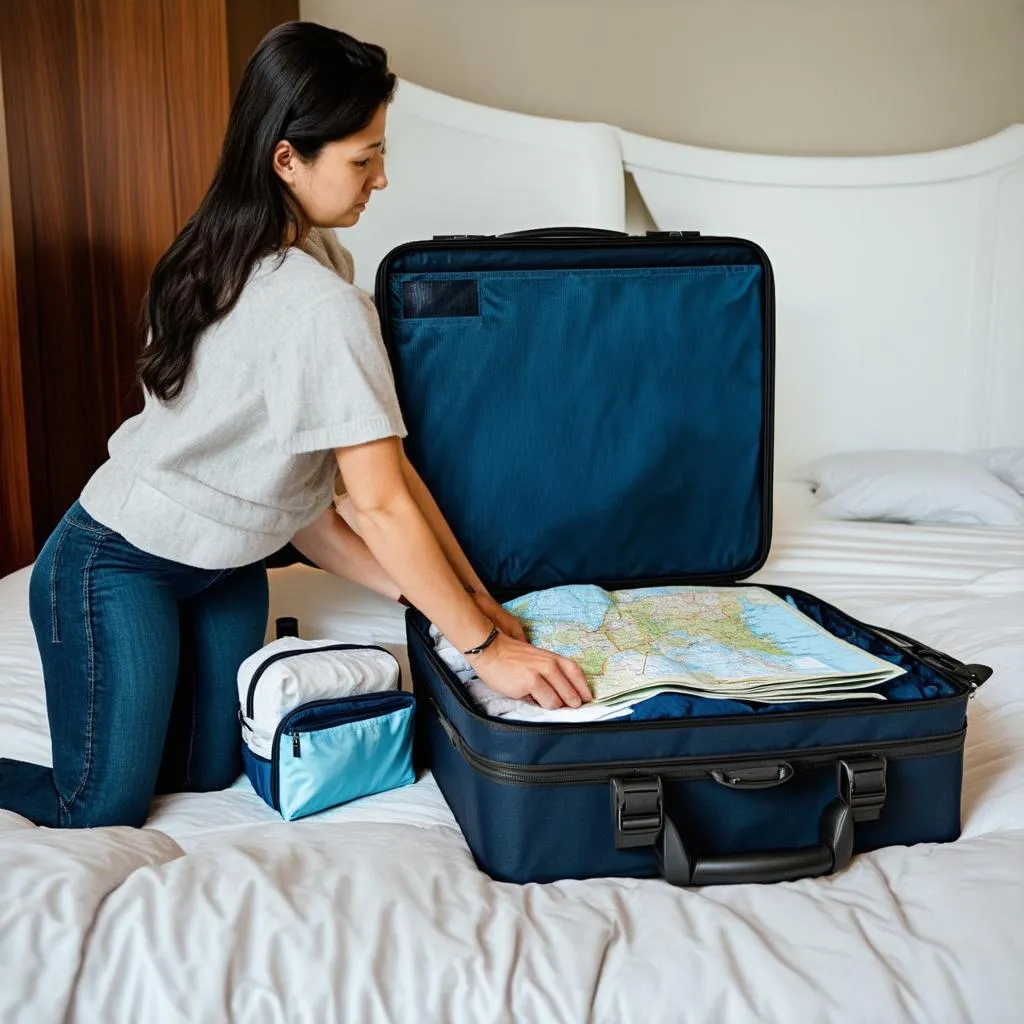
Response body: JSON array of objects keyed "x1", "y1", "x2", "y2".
[{"x1": 0, "y1": 21, "x2": 590, "y2": 830}]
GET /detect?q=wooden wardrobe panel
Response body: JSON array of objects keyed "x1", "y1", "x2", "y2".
[
  {"x1": 0, "y1": 0, "x2": 103, "y2": 548},
  {"x1": 75, "y1": 0, "x2": 180, "y2": 433},
  {"x1": 160, "y1": 0, "x2": 230, "y2": 225},
  {"x1": 0, "y1": 46, "x2": 34, "y2": 575},
  {"x1": 0, "y1": 0, "x2": 299, "y2": 558}
]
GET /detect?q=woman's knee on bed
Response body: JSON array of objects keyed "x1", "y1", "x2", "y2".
[
  {"x1": 165, "y1": 562, "x2": 268, "y2": 794},
  {"x1": 60, "y1": 782, "x2": 153, "y2": 829}
]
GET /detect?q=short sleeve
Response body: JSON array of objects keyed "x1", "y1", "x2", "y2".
[{"x1": 264, "y1": 285, "x2": 407, "y2": 455}]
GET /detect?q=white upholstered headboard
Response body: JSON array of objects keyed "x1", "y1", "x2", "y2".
[
  {"x1": 621, "y1": 126, "x2": 1024, "y2": 478},
  {"x1": 341, "y1": 78, "x2": 1024, "y2": 479}
]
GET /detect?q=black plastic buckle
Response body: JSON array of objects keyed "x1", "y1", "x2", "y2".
[
  {"x1": 837, "y1": 757, "x2": 887, "y2": 822},
  {"x1": 610, "y1": 776, "x2": 664, "y2": 849}
]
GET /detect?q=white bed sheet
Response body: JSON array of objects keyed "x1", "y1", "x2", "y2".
[{"x1": 1, "y1": 513, "x2": 1023, "y2": 1023}]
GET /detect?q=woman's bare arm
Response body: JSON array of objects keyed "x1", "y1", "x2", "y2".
[
  {"x1": 333, "y1": 436, "x2": 590, "y2": 709},
  {"x1": 291, "y1": 506, "x2": 401, "y2": 600},
  {"x1": 336, "y1": 451, "x2": 526, "y2": 641}
]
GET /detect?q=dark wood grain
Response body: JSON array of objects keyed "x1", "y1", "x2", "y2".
[
  {"x1": 161, "y1": 0, "x2": 230, "y2": 227},
  {"x1": 0, "y1": 0, "x2": 103, "y2": 549},
  {"x1": 0, "y1": 0, "x2": 284, "y2": 560},
  {"x1": 76, "y1": 0, "x2": 180, "y2": 433},
  {"x1": 0, "y1": 44, "x2": 34, "y2": 575},
  {"x1": 225, "y1": 0, "x2": 298, "y2": 99}
]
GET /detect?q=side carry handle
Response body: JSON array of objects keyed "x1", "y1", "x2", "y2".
[
  {"x1": 862, "y1": 623, "x2": 992, "y2": 693},
  {"x1": 610, "y1": 756, "x2": 886, "y2": 886}
]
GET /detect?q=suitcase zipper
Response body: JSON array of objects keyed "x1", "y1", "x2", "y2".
[
  {"x1": 431, "y1": 705, "x2": 965, "y2": 786},
  {"x1": 416, "y1": 627, "x2": 970, "y2": 738},
  {"x1": 411, "y1": 576, "x2": 981, "y2": 737},
  {"x1": 244, "y1": 643, "x2": 397, "y2": 720},
  {"x1": 826, "y1": 613, "x2": 992, "y2": 695}
]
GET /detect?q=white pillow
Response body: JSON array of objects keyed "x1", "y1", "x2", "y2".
[
  {"x1": 971, "y1": 447, "x2": 1024, "y2": 497},
  {"x1": 797, "y1": 450, "x2": 1024, "y2": 527}
]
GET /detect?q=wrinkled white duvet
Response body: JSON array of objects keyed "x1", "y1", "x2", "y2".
[{"x1": 2, "y1": 515, "x2": 1023, "y2": 1024}]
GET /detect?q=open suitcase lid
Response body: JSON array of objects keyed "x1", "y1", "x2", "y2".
[{"x1": 375, "y1": 227, "x2": 775, "y2": 598}]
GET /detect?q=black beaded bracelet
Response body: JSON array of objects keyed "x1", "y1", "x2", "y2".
[{"x1": 463, "y1": 625, "x2": 499, "y2": 656}]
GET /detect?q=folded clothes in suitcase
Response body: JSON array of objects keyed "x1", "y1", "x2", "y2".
[{"x1": 376, "y1": 226, "x2": 993, "y2": 886}]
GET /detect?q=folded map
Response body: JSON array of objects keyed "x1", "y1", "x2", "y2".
[{"x1": 502, "y1": 584, "x2": 905, "y2": 707}]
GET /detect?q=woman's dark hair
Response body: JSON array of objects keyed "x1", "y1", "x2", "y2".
[{"x1": 138, "y1": 21, "x2": 396, "y2": 401}]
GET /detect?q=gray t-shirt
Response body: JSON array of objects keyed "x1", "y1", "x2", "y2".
[{"x1": 79, "y1": 240, "x2": 407, "y2": 569}]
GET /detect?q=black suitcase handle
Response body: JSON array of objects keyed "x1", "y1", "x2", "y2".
[
  {"x1": 611, "y1": 756, "x2": 885, "y2": 886},
  {"x1": 496, "y1": 226, "x2": 629, "y2": 240},
  {"x1": 656, "y1": 796, "x2": 853, "y2": 886},
  {"x1": 431, "y1": 227, "x2": 703, "y2": 242}
]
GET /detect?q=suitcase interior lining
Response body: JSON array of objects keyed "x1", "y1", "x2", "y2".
[{"x1": 385, "y1": 257, "x2": 771, "y2": 595}]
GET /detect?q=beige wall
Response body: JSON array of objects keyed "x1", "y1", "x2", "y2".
[{"x1": 300, "y1": 0, "x2": 1024, "y2": 157}]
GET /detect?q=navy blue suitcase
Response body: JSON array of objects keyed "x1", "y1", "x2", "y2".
[{"x1": 375, "y1": 227, "x2": 992, "y2": 886}]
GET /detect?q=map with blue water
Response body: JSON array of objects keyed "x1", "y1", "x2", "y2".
[{"x1": 503, "y1": 585, "x2": 905, "y2": 706}]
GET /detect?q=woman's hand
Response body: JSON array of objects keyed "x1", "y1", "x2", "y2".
[
  {"x1": 471, "y1": 591, "x2": 527, "y2": 642},
  {"x1": 465, "y1": 632, "x2": 592, "y2": 710}
]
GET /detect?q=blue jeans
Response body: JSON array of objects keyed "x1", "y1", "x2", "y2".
[{"x1": 0, "y1": 502, "x2": 269, "y2": 827}]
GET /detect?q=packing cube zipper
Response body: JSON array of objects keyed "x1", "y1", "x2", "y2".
[{"x1": 241, "y1": 642, "x2": 416, "y2": 820}]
